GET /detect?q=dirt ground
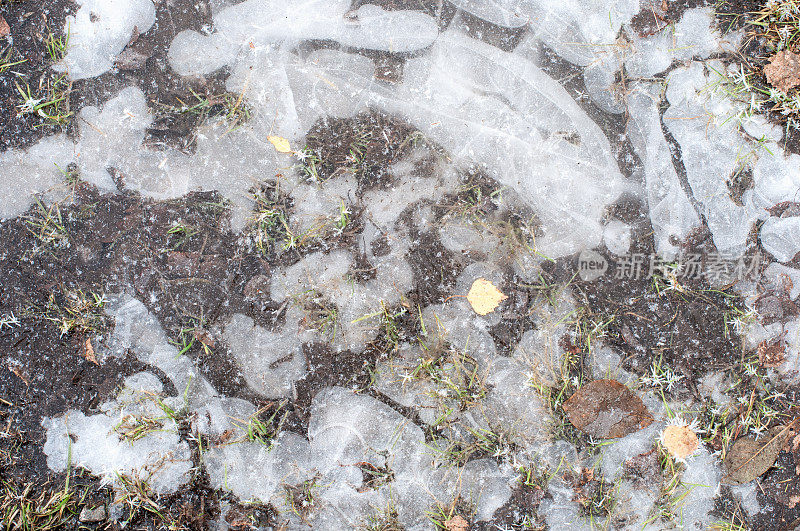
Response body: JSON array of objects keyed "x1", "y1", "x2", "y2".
[{"x1": 2, "y1": 0, "x2": 800, "y2": 529}]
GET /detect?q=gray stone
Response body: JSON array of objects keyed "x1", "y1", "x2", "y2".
[{"x1": 79, "y1": 505, "x2": 107, "y2": 523}]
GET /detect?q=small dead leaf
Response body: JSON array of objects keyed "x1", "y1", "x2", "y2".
[
  {"x1": 114, "y1": 47, "x2": 150, "y2": 71},
  {"x1": 444, "y1": 514, "x2": 469, "y2": 531},
  {"x1": 661, "y1": 424, "x2": 699, "y2": 460},
  {"x1": 0, "y1": 15, "x2": 9, "y2": 38},
  {"x1": 83, "y1": 338, "x2": 99, "y2": 365},
  {"x1": 467, "y1": 278, "x2": 507, "y2": 316},
  {"x1": 267, "y1": 135, "x2": 292, "y2": 153},
  {"x1": 563, "y1": 379, "x2": 653, "y2": 439},
  {"x1": 9, "y1": 364, "x2": 29, "y2": 386},
  {"x1": 758, "y1": 339, "x2": 786, "y2": 368},
  {"x1": 764, "y1": 51, "x2": 800, "y2": 93},
  {"x1": 722, "y1": 425, "x2": 789, "y2": 485},
  {"x1": 193, "y1": 327, "x2": 216, "y2": 349}
]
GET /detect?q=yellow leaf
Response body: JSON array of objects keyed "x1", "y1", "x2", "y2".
[
  {"x1": 267, "y1": 135, "x2": 292, "y2": 153},
  {"x1": 661, "y1": 424, "x2": 699, "y2": 460},
  {"x1": 467, "y1": 278, "x2": 507, "y2": 316}
]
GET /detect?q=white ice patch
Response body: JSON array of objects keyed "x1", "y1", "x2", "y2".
[
  {"x1": 760, "y1": 216, "x2": 800, "y2": 263},
  {"x1": 664, "y1": 61, "x2": 763, "y2": 258},
  {"x1": 362, "y1": 147, "x2": 456, "y2": 228},
  {"x1": 765, "y1": 262, "x2": 800, "y2": 300},
  {"x1": 752, "y1": 150, "x2": 800, "y2": 210},
  {"x1": 43, "y1": 372, "x2": 192, "y2": 494},
  {"x1": 624, "y1": 7, "x2": 727, "y2": 78},
  {"x1": 307, "y1": 387, "x2": 452, "y2": 528},
  {"x1": 483, "y1": 357, "x2": 551, "y2": 447},
  {"x1": 439, "y1": 221, "x2": 502, "y2": 257},
  {"x1": 206, "y1": 429, "x2": 312, "y2": 505},
  {"x1": 167, "y1": 0, "x2": 438, "y2": 77},
  {"x1": 0, "y1": 136, "x2": 74, "y2": 220},
  {"x1": 223, "y1": 312, "x2": 309, "y2": 398},
  {"x1": 627, "y1": 84, "x2": 699, "y2": 258},
  {"x1": 525, "y1": 0, "x2": 640, "y2": 67},
  {"x1": 0, "y1": 86, "x2": 282, "y2": 230},
  {"x1": 108, "y1": 294, "x2": 212, "y2": 398},
  {"x1": 603, "y1": 219, "x2": 632, "y2": 256},
  {"x1": 289, "y1": 173, "x2": 358, "y2": 235},
  {"x1": 730, "y1": 482, "x2": 761, "y2": 519},
  {"x1": 7, "y1": 25, "x2": 630, "y2": 262},
  {"x1": 59, "y1": 0, "x2": 156, "y2": 80},
  {"x1": 677, "y1": 448, "x2": 722, "y2": 529},
  {"x1": 511, "y1": 294, "x2": 575, "y2": 387},
  {"x1": 778, "y1": 317, "x2": 800, "y2": 384},
  {"x1": 169, "y1": 26, "x2": 630, "y2": 259},
  {"x1": 269, "y1": 245, "x2": 412, "y2": 353},
  {"x1": 450, "y1": 0, "x2": 535, "y2": 28}
]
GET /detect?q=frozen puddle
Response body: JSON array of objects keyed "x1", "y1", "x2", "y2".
[{"x1": 2, "y1": 0, "x2": 799, "y2": 529}]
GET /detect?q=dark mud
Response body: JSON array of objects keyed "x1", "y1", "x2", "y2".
[
  {"x1": 476, "y1": 484, "x2": 547, "y2": 531},
  {"x1": 1, "y1": 1, "x2": 799, "y2": 529},
  {"x1": 0, "y1": 0, "x2": 75, "y2": 151},
  {"x1": 0, "y1": 110, "x2": 481, "y2": 526},
  {"x1": 302, "y1": 109, "x2": 421, "y2": 195},
  {"x1": 753, "y1": 412, "x2": 800, "y2": 531}
]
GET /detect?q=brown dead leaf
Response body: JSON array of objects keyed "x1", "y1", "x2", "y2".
[
  {"x1": 466, "y1": 278, "x2": 507, "y2": 316},
  {"x1": 267, "y1": 135, "x2": 292, "y2": 153},
  {"x1": 0, "y1": 15, "x2": 9, "y2": 38},
  {"x1": 758, "y1": 339, "x2": 786, "y2": 368},
  {"x1": 444, "y1": 514, "x2": 469, "y2": 531},
  {"x1": 562, "y1": 379, "x2": 653, "y2": 439},
  {"x1": 722, "y1": 425, "x2": 789, "y2": 485},
  {"x1": 764, "y1": 51, "x2": 800, "y2": 93},
  {"x1": 83, "y1": 338, "x2": 99, "y2": 365},
  {"x1": 193, "y1": 327, "x2": 216, "y2": 349}
]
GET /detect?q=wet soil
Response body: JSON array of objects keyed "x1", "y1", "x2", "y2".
[
  {"x1": 753, "y1": 414, "x2": 800, "y2": 531},
  {"x1": 475, "y1": 484, "x2": 547, "y2": 530},
  {"x1": 1, "y1": 0, "x2": 798, "y2": 529},
  {"x1": 302, "y1": 109, "x2": 421, "y2": 194},
  {"x1": 0, "y1": 0, "x2": 76, "y2": 150},
  {"x1": 0, "y1": 106, "x2": 463, "y2": 526}
]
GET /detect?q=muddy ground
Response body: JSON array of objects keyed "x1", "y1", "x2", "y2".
[{"x1": 2, "y1": 0, "x2": 800, "y2": 529}]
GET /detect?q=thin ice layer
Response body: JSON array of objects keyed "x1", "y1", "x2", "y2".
[
  {"x1": 43, "y1": 372, "x2": 192, "y2": 494},
  {"x1": 59, "y1": 0, "x2": 156, "y2": 79},
  {"x1": 627, "y1": 84, "x2": 699, "y2": 258},
  {"x1": 167, "y1": 0, "x2": 438, "y2": 77},
  {"x1": 267, "y1": 33, "x2": 629, "y2": 258}
]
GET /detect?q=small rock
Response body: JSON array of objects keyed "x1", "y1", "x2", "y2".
[
  {"x1": 79, "y1": 505, "x2": 107, "y2": 523},
  {"x1": 0, "y1": 15, "x2": 10, "y2": 38},
  {"x1": 764, "y1": 50, "x2": 800, "y2": 93},
  {"x1": 114, "y1": 47, "x2": 150, "y2": 71}
]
